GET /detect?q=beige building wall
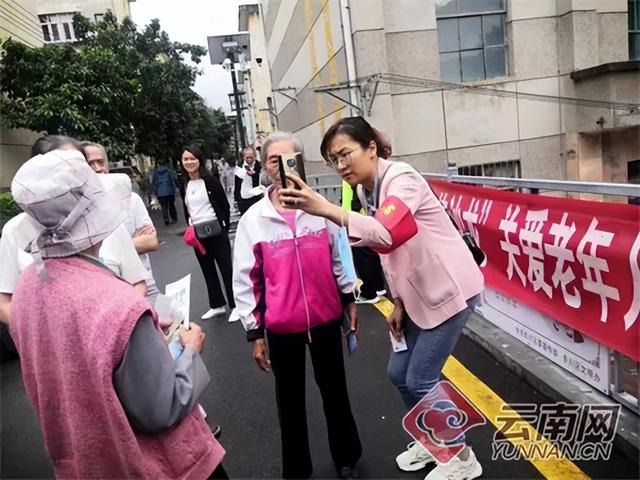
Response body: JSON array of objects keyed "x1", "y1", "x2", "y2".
[
  {"x1": 262, "y1": 0, "x2": 350, "y2": 173},
  {"x1": 239, "y1": 4, "x2": 276, "y2": 147},
  {"x1": 0, "y1": 128, "x2": 44, "y2": 190},
  {"x1": 565, "y1": 126, "x2": 640, "y2": 203},
  {"x1": 262, "y1": 0, "x2": 638, "y2": 181},
  {"x1": 0, "y1": 0, "x2": 42, "y2": 46},
  {"x1": 35, "y1": 0, "x2": 132, "y2": 21},
  {"x1": 0, "y1": 0, "x2": 43, "y2": 190}
]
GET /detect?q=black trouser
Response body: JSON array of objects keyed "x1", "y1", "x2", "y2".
[
  {"x1": 352, "y1": 246, "x2": 386, "y2": 298},
  {"x1": 238, "y1": 195, "x2": 263, "y2": 216},
  {"x1": 208, "y1": 463, "x2": 228, "y2": 479},
  {"x1": 267, "y1": 320, "x2": 362, "y2": 479},
  {"x1": 158, "y1": 195, "x2": 178, "y2": 224},
  {"x1": 194, "y1": 233, "x2": 235, "y2": 309},
  {"x1": 0, "y1": 323, "x2": 19, "y2": 363}
]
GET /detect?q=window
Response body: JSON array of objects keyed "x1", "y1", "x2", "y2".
[
  {"x1": 39, "y1": 13, "x2": 77, "y2": 43},
  {"x1": 94, "y1": 13, "x2": 105, "y2": 22},
  {"x1": 458, "y1": 160, "x2": 521, "y2": 178},
  {"x1": 436, "y1": 0, "x2": 507, "y2": 82},
  {"x1": 630, "y1": 0, "x2": 640, "y2": 60}
]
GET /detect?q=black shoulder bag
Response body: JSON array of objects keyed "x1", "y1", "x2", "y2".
[
  {"x1": 194, "y1": 220, "x2": 222, "y2": 240},
  {"x1": 191, "y1": 177, "x2": 224, "y2": 240}
]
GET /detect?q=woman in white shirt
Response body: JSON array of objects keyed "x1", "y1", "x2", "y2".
[{"x1": 180, "y1": 145, "x2": 235, "y2": 320}]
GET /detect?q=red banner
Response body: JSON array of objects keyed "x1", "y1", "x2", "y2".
[{"x1": 429, "y1": 180, "x2": 640, "y2": 361}]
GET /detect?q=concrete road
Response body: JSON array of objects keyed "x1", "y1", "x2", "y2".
[{"x1": 1, "y1": 206, "x2": 638, "y2": 479}]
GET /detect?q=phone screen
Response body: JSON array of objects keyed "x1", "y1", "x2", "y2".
[
  {"x1": 346, "y1": 330, "x2": 358, "y2": 355},
  {"x1": 278, "y1": 153, "x2": 306, "y2": 189}
]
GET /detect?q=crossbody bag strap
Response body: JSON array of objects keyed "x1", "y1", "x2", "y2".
[
  {"x1": 425, "y1": 179, "x2": 466, "y2": 233},
  {"x1": 373, "y1": 162, "x2": 397, "y2": 211}
]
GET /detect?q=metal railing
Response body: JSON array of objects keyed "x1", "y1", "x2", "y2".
[
  {"x1": 309, "y1": 171, "x2": 640, "y2": 413},
  {"x1": 422, "y1": 173, "x2": 640, "y2": 197},
  {"x1": 308, "y1": 171, "x2": 640, "y2": 201},
  {"x1": 307, "y1": 173, "x2": 342, "y2": 204}
]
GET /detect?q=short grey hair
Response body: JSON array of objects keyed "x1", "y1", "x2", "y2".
[
  {"x1": 79, "y1": 141, "x2": 109, "y2": 163},
  {"x1": 260, "y1": 131, "x2": 305, "y2": 164},
  {"x1": 243, "y1": 145, "x2": 257, "y2": 157}
]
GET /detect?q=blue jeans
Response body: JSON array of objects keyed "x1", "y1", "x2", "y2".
[{"x1": 388, "y1": 296, "x2": 480, "y2": 410}]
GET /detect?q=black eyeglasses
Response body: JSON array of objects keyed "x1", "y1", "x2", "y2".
[{"x1": 325, "y1": 146, "x2": 363, "y2": 168}]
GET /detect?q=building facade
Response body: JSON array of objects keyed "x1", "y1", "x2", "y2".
[
  {"x1": 0, "y1": 1, "x2": 135, "y2": 189},
  {"x1": 238, "y1": 3, "x2": 277, "y2": 148},
  {"x1": 36, "y1": 0, "x2": 133, "y2": 43},
  {"x1": 0, "y1": 0, "x2": 43, "y2": 190},
  {"x1": 261, "y1": 0, "x2": 639, "y2": 189},
  {"x1": 1, "y1": 0, "x2": 42, "y2": 46}
]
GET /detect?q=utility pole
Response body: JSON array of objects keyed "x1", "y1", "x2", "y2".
[
  {"x1": 207, "y1": 33, "x2": 251, "y2": 162},
  {"x1": 231, "y1": 115, "x2": 240, "y2": 165},
  {"x1": 228, "y1": 51, "x2": 247, "y2": 150}
]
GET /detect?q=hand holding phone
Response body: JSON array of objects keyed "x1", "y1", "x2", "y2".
[
  {"x1": 278, "y1": 153, "x2": 306, "y2": 189},
  {"x1": 346, "y1": 331, "x2": 358, "y2": 355},
  {"x1": 342, "y1": 310, "x2": 358, "y2": 355}
]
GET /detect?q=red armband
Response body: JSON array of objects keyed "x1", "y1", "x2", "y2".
[{"x1": 372, "y1": 196, "x2": 418, "y2": 254}]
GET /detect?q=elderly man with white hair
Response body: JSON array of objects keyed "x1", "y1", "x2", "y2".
[
  {"x1": 234, "y1": 145, "x2": 264, "y2": 216},
  {"x1": 81, "y1": 141, "x2": 161, "y2": 300}
]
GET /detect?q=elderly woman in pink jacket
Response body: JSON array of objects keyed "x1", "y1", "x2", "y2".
[{"x1": 280, "y1": 117, "x2": 484, "y2": 480}]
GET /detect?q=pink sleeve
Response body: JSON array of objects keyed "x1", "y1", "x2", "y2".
[
  {"x1": 347, "y1": 211, "x2": 393, "y2": 248},
  {"x1": 347, "y1": 170, "x2": 427, "y2": 249}
]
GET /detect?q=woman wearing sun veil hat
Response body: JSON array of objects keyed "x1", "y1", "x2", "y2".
[{"x1": 9, "y1": 149, "x2": 226, "y2": 479}]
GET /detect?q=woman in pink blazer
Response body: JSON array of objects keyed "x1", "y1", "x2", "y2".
[{"x1": 280, "y1": 117, "x2": 484, "y2": 480}]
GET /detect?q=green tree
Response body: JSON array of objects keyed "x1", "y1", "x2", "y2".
[
  {"x1": 190, "y1": 106, "x2": 233, "y2": 159},
  {"x1": 0, "y1": 192, "x2": 22, "y2": 232},
  {"x1": 0, "y1": 13, "x2": 231, "y2": 164}
]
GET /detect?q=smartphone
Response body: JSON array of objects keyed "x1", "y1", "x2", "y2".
[
  {"x1": 278, "y1": 153, "x2": 306, "y2": 189},
  {"x1": 346, "y1": 330, "x2": 358, "y2": 355},
  {"x1": 342, "y1": 312, "x2": 358, "y2": 355}
]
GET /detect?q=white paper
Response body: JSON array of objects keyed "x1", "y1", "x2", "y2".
[
  {"x1": 390, "y1": 332, "x2": 408, "y2": 352},
  {"x1": 165, "y1": 274, "x2": 191, "y2": 330}
]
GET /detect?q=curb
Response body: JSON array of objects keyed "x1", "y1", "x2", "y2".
[{"x1": 463, "y1": 312, "x2": 639, "y2": 461}]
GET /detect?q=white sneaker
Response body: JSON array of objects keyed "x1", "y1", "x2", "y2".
[
  {"x1": 425, "y1": 448, "x2": 482, "y2": 480},
  {"x1": 355, "y1": 294, "x2": 380, "y2": 304},
  {"x1": 228, "y1": 308, "x2": 240, "y2": 323},
  {"x1": 396, "y1": 441, "x2": 436, "y2": 472},
  {"x1": 201, "y1": 307, "x2": 226, "y2": 319}
]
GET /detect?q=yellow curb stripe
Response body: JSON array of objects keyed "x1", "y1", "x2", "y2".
[
  {"x1": 372, "y1": 297, "x2": 589, "y2": 480},
  {"x1": 321, "y1": 2, "x2": 342, "y2": 122},
  {"x1": 304, "y1": 0, "x2": 326, "y2": 135}
]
